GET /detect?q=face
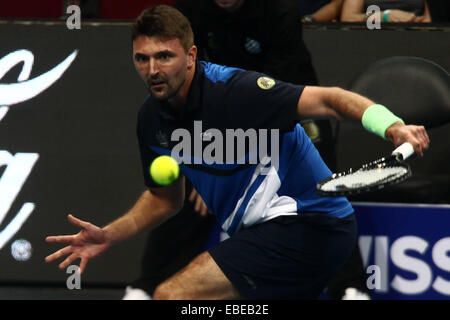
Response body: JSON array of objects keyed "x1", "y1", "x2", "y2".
[
  {"x1": 214, "y1": 0, "x2": 245, "y2": 12},
  {"x1": 133, "y1": 35, "x2": 196, "y2": 102}
]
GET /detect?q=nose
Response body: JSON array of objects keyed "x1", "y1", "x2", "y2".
[{"x1": 149, "y1": 59, "x2": 159, "y2": 77}]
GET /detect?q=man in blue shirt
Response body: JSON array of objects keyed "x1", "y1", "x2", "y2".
[
  {"x1": 45, "y1": 5, "x2": 429, "y2": 299},
  {"x1": 137, "y1": 60, "x2": 353, "y2": 236}
]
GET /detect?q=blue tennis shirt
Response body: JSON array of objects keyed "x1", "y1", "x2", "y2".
[{"x1": 137, "y1": 61, "x2": 353, "y2": 236}]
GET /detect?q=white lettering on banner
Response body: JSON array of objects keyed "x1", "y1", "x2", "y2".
[
  {"x1": 375, "y1": 236, "x2": 389, "y2": 292},
  {"x1": 0, "y1": 152, "x2": 39, "y2": 249},
  {"x1": 391, "y1": 236, "x2": 433, "y2": 294},
  {"x1": 432, "y1": 238, "x2": 450, "y2": 295},
  {"x1": 0, "y1": 49, "x2": 77, "y2": 251},
  {"x1": 358, "y1": 235, "x2": 389, "y2": 292},
  {"x1": 359, "y1": 235, "x2": 373, "y2": 267},
  {"x1": 0, "y1": 107, "x2": 8, "y2": 122},
  {"x1": 0, "y1": 49, "x2": 78, "y2": 121},
  {"x1": 359, "y1": 235, "x2": 450, "y2": 296}
]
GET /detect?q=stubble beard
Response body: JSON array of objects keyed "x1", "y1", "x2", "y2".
[{"x1": 148, "y1": 77, "x2": 185, "y2": 102}]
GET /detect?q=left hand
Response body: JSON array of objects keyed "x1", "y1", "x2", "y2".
[
  {"x1": 45, "y1": 214, "x2": 111, "y2": 274},
  {"x1": 385, "y1": 122, "x2": 430, "y2": 157},
  {"x1": 188, "y1": 188, "x2": 210, "y2": 217}
]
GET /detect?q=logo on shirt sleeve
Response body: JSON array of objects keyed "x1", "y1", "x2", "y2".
[{"x1": 257, "y1": 77, "x2": 275, "y2": 90}]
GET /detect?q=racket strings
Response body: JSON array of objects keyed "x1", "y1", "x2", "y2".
[{"x1": 321, "y1": 166, "x2": 409, "y2": 191}]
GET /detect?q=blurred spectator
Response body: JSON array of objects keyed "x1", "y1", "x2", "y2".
[
  {"x1": 341, "y1": 0, "x2": 432, "y2": 22},
  {"x1": 175, "y1": 0, "x2": 318, "y2": 86},
  {"x1": 298, "y1": 0, "x2": 344, "y2": 22}
]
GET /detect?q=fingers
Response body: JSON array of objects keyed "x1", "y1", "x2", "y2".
[
  {"x1": 411, "y1": 138, "x2": 424, "y2": 157},
  {"x1": 419, "y1": 130, "x2": 429, "y2": 152},
  {"x1": 45, "y1": 234, "x2": 76, "y2": 244},
  {"x1": 45, "y1": 215, "x2": 90, "y2": 244},
  {"x1": 59, "y1": 252, "x2": 79, "y2": 270},
  {"x1": 79, "y1": 258, "x2": 88, "y2": 274},
  {"x1": 68, "y1": 214, "x2": 93, "y2": 230},
  {"x1": 412, "y1": 126, "x2": 429, "y2": 157},
  {"x1": 190, "y1": 189, "x2": 209, "y2": 216},
  {"x1": 45, "y1": 245, "x2": 72, "y2": 263},
  {"x1": 194, "y1": 195, "x2": 203, "y2": 213},
  {"x1": 188, "y1": 189, "x2": 197, "y2": 202},
  {"x1": 201, "y1": 205, "x2": 208, "y2": 217},
  {"x1": 199, "y1": 200, "x2": 208, "y2": 217},
  {"x1": 421, "y1": 127, "x2": 430, "y2": 146},
  {"x1": 397, "y1": 125, "x2": 429, "y2": 157},
  {"x1": 196, "y1": 195, "x2": 209, "y2": 216},
  {"x1": 46, "y1": 247, "x2": 83, "y2": 273},
  {"x1": 45, "y1": 246, "x2": 86, "y2": 274}
]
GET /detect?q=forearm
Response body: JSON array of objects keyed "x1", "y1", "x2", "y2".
[
  {"x1": 103, "y1": 180, "x2": 184, "y2": 244},
  {"x1": 312, "y1": 0, "x2": 343, "y2": 22},
  {"x1": 325, "y1": 87, "x2": 375, "y2": 120},
  {"x1": 340, "y1": 0, "x2": 365, "y2": 22},
  {"x1": 298, "y1": 86, "x2": 429, "y2": 154},
  {"x1": 341, "y1": 11, "x2": 367, "y2": 22},
  {"x1": 298, "y1": 86, "x2": 374, "y2": 121}
]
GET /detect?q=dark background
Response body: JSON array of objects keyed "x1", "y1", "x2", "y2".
[
  {"x1": 0, "y1": 21, "x2": 449, "y2": 286},
  {"x1": 0, "y1": 22, "x2": 148, "y2": 285}
]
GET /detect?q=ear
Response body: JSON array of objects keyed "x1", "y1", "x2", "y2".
[{"x1": 187, "y1": 45, "x2": 197, "y2": 69}]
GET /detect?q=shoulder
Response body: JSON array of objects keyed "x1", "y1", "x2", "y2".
[
  {"x1": 201, "y1": 61, "x2": 245, "y2": 84},
  {"x1": 200, "y1": 61, "x2": 302, "y2": 97},
  {"x1": 201, "y1": 63, "x2": 273, "y2": 97}
]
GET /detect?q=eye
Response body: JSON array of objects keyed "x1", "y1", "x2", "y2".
[
  {"x1": 156, "y1": 51, "x2": 174, "y2": 61},
  {"x1": 135, "y1": 54, "x2": 149, "y2": 62}
]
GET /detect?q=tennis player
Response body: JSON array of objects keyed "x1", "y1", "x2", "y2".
[{"x1": 45, "y1": 5, "x2": 429, "y2": 299}]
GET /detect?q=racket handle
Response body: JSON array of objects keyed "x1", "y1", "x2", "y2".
[{"x1": 392, "y1": 142, "x2": 414, "y2": 160}]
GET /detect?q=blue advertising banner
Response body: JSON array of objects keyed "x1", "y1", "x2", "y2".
[{"x1": 353, "y1": 202, "x2": 450, "y2": 300}]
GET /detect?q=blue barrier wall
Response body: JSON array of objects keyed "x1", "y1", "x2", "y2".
[{"x1": 354, "y1": 202, "x2": 450, "y2": 299}]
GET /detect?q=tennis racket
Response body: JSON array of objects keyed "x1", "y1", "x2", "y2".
[{"x1": 317, "y1": 142, "x2": 415, "y2": 196}]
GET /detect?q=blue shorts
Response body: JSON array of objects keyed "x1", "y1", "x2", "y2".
[{"x1": 208, "y1": 212, "x2": 357, "y2": 299}]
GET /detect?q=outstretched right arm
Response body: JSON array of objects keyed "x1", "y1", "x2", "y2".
[
  {"x1": 104, "y1": 177, "x2": 185, "y2": 243},
  {"x1": 45, "y1": 176, "x2": 185, "y2": 273}
]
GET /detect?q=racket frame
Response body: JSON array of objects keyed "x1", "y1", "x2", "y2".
[{"x1": 316, "y1": 154, "x2": 412, "y2": 196}]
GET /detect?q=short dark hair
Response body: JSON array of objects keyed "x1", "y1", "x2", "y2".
[{"x1": 131, "y1": 5, "x2": 194, "y2": 53}]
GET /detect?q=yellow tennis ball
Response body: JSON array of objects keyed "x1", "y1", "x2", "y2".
[{"x1": 150, "y1": 155, "x2": 180, "y2": 186}]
